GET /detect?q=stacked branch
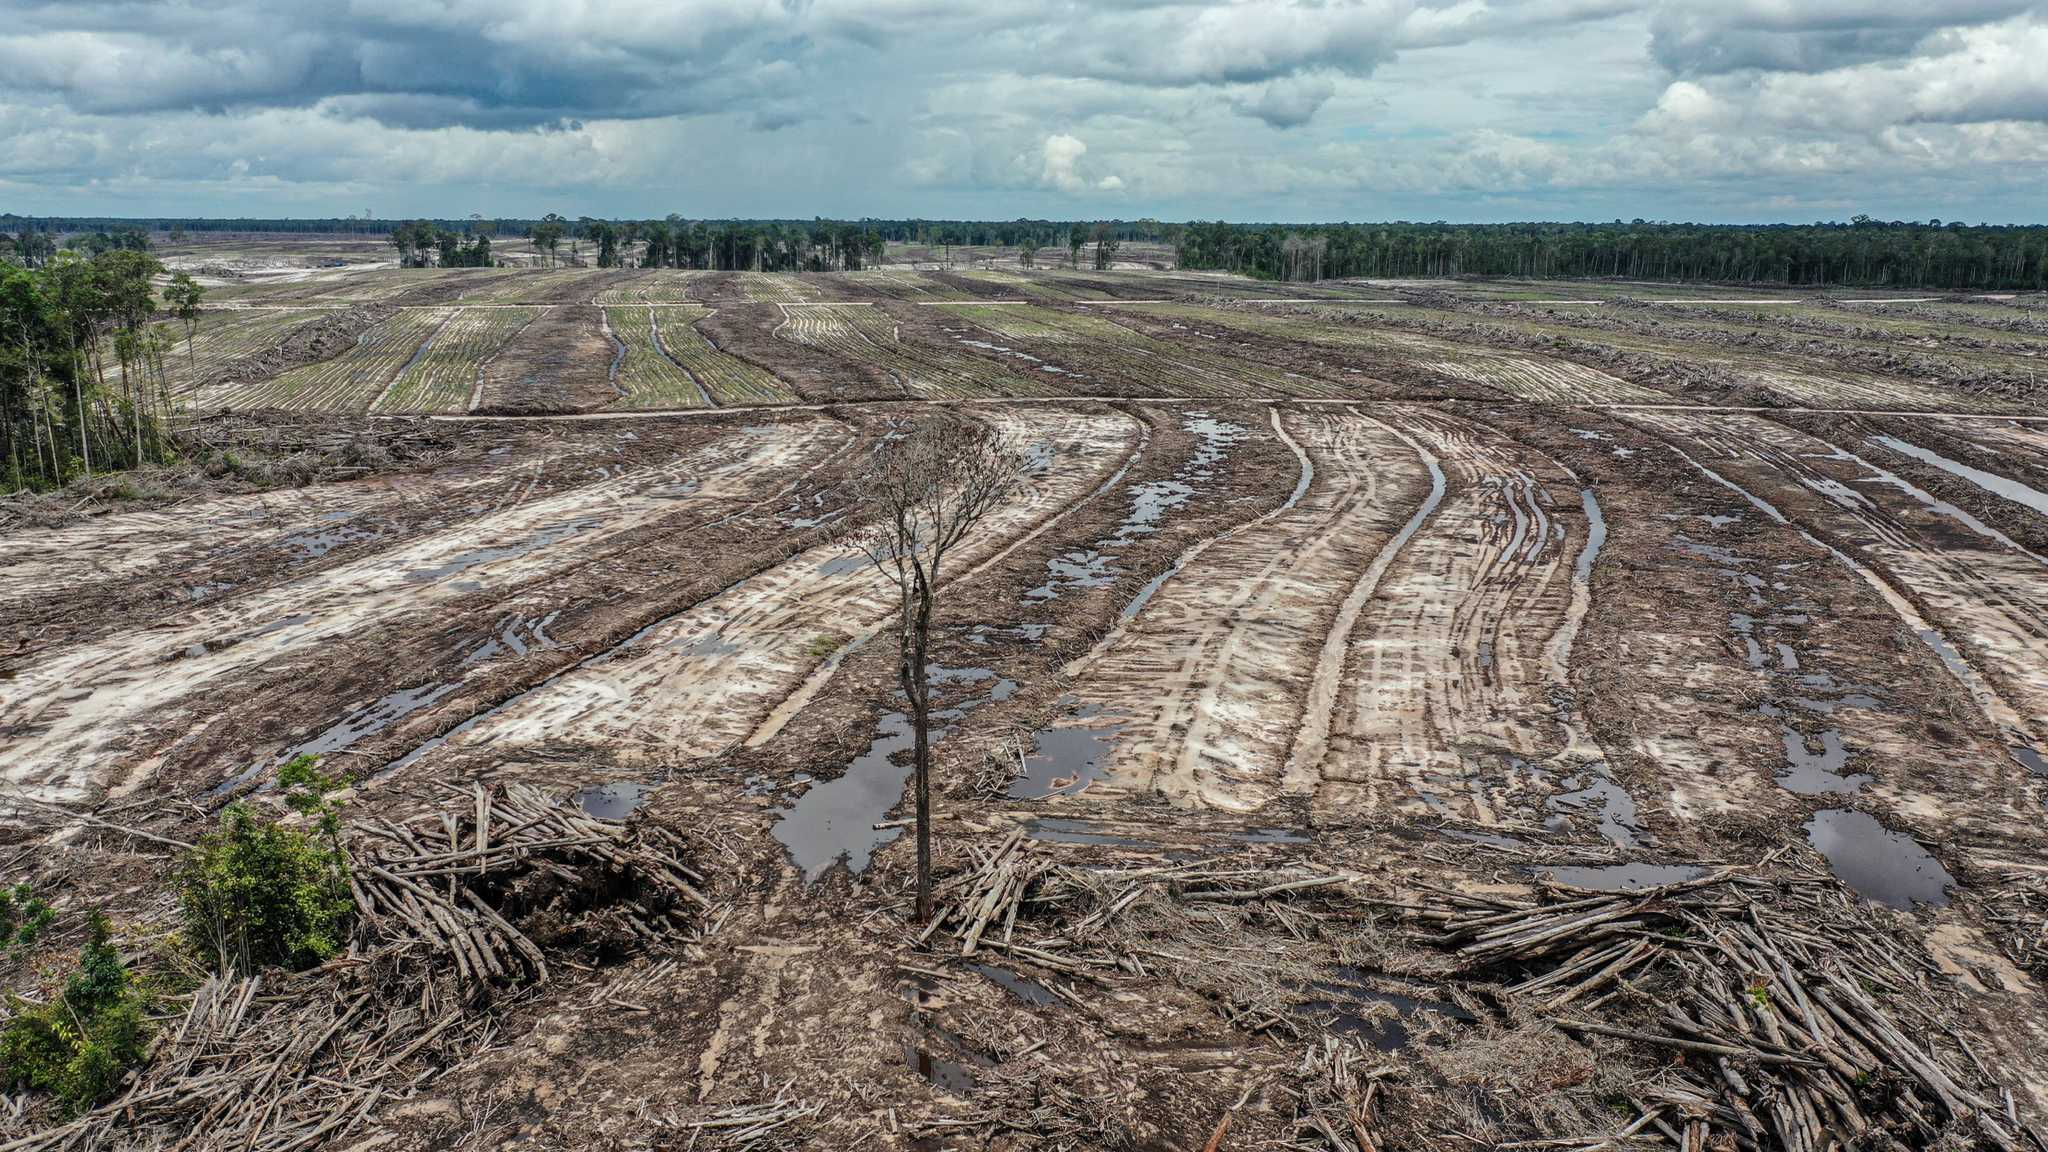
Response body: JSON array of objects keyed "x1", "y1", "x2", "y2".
[
  {"x1": 0, "y1": 783, "x2": 706, "y2": 1152},
  {"x1": 1288, "y1": 1039, "x2": 1396, "y2": 1152},
  {"x1": 921, "y1": 837, "x2": 1357, "y2": 1002},
  {"x1": 350, "y1": 781, "x2": 708, "y2": 985},
  {"x1": 1982, "y1": 866, "x2": 2047, "y2": 978},
  {"x1": 1412, "y1": 864, "x2": 2030, "y2": 1152}
]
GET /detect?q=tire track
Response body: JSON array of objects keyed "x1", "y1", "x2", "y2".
[
  {"x1": 430, "y1": 407, "x2": 1140, "y2": 763},
  {"x1": 0, "y1": 419, "x2": 851, "y2": 804},
  {"x1": 1628, "y1": 409, "x2": 2048, "y2": 767},
  {"x1": 1310, "y1": 408, "x2": 1590, "y2": 825},
  {"x1": 746, "y1": 410, "x2": 1149, "y2": 747},
  {"x1": 1043, "y1": 408, "x2": 1432, "y2": 811}
]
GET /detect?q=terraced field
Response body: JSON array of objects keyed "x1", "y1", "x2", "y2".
[
  {"x1": 373, "y1": 306, "x2": 543, "y2": 412},
  {"x1": 210, "y1": 307, "x2": 448, "y2": 410},
  {"x1": 104, "y1": 308, "x2": 336, "y2": 395},
  {"x1": 777, "y1": 302, "x2": 1058, "y2": 398},
  {"x1": 9, "y1": 264, "x2": 2048, "y2": 1152}
]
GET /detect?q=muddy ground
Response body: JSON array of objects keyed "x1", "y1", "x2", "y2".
[{"x1": 4, "y1": 265, "x2": 2048, "y2": 1152}]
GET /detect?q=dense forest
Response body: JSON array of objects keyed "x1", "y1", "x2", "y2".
[
  {"x1": 9, "y1": 212, "x2": 2046, "y2": 289},
  {"x1": 1172, "y1": 219, "x2": 2048, "y2": 291},
  {"x1": 0, "y1": 246, "x2": 195, "y2": 490}
]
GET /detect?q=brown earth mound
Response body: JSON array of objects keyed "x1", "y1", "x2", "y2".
[
  {"x1": 475, "y1": 304, "x2": 620, "y2": 413},
  {"x1": 202, "y1": 305, "x2": 395, "y2": 392}
]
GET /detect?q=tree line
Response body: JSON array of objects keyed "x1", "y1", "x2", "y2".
[
  {"x1": 518, "y1": 215, "x2": 889, "y2": 272},
  {"x1": 389, "y1": 220, "x2": 494, "y2": 268},
  {"x1": 0, "y1": 250, "x2": 202, "y2": 490},
  {"x1": 1170, "y1": 218, "x2": 2048, "y2": 291}
]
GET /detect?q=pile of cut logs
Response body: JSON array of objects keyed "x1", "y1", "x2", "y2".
[
  {"x1": 0, "y1": 783, "x2": 703, "y2": 1152},
  {"x1": 350, "y1": 781, "x2": 708, "y2": 985},
  {"x1": 1413, "y1": 865, "x2": 2029, "y2": 1152}
]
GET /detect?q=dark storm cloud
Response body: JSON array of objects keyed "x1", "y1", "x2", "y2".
[
  {"x1": 0, "y1": 0, "x2": 817, "y2": 128},
  {"x1": 1646, "y1": 1, "x2": 2038, "y2": 75},
  {"x1": 0, "y1": 1, "x2": 2043, "y2": 221}
]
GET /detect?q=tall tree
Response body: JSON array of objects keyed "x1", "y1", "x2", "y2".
[
  {"x1": 850, "y1": 420, "x2": 1023, "y2": 921},
  {"x1": 163, "y1": 272, "x2": 205, "y2": 390}
]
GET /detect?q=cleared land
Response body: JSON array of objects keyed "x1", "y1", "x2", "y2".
[{"x1": 5, "y1": 260, "x2": 2048, "y2": 1152}]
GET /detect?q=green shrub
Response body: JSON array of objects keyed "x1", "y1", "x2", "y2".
[
  {"x1": 178, "y1": 770, "x2": 353, "y2": 974},
  {"x1": 0, "y1": 884, "x2": 56, "y2": 950},
  {"x1": 0, "y1": 915, "x2": 152, "y2": 1111}
]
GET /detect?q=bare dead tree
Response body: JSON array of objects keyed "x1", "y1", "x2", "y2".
[{"x1": 851, "y1": 417, "x2": 1023, "y2": 921}]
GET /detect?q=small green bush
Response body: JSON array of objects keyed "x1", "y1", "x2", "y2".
[
  {"x1": 0, "y1": 915, "x2": 152, "y2": 1111},
  {"x1": 178, "y1": 770, "x2": 353, "y2": 974},
  {"x1": 0, "y1": 884, "x2": 56, "y2": 950}
]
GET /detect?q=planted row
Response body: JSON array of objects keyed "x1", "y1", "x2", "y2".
[
  {"x1": 374, "y1": 306, "x2": 543, "y2": 412},
  {"x1": 215, "y1": 308, "x2": 448, "y2": 411}
]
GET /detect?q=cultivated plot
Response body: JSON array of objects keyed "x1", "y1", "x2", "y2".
[
  {"x1": 211, "y1": 308, "x2": 449, "y2": 411},
  {"x1": 1046, "y1": 407, "x2": 1437, "y2": 811},
  {"x1": 778, "y1": 304, "x2": 1059, "y2": 398},
  {"x1": 1305, "y1": 409, "x2": 1592, "y2": 825},
  {"x1": 373, "y1": 306, "x2": 545, "y2": 412},
  {"x1": 1628, "y1": 409, "x2": 2048, "y2": 756},
  {"x1": 0, "y1": 418, "x2": 853, "y2": 804}
]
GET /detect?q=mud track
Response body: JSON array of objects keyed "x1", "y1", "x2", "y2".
[
  {"x1": 1050, "y1": 408, "x2": 1433, "y2": 811},
  {"x1": 1302, "y1": 409, "x2": 1593, "y2": 828},
  {"x1": 0, "y1": 417, "x2": 853, "y2": 804},
  {"x1": 406, "y1": 406, "x2": 1140, "y2": 767}
]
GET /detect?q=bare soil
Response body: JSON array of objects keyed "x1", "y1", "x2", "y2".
[
  {"x1": 6, "y1": 264, "x2": 2048, "y2": 1152},
  {"x1": 476, "y1": 305, "x2": 622, "y2": 413}
]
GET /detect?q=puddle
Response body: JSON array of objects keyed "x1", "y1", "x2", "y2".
[
  {"x1": 251, "y1": 613, "x2": 312, "y2": 638},
  {"x1": 1546, "y1": 863, "x2": 1704, "y2": 891},
  {"x1": 1676, "y1": 537, "x2": 1751, "y2": 567},
  {"x1": 1238, "y1": 826, "x2": 1311, "y2": 844},
  {"x1": 1804, "y1": 809, "x2": 1952, "y2": 909},
  {"x1": 575, "y1": 781, "x2": 653, "y2": 821},
  {"x1": 904, "y1": 1038, "x2": 983, "y2": 1094},
  {"x1": 666, "y1": 632, "x2": 742, "y2": 658},
  {"x1": 1575, "y1": 490, "x2": 1606, "y2": 586},
  {"x1": 1008, "y1": 700, "x2": 1127, "y2": 798},
  {"x1": 208, "y1": 680, "x2": 458, "y2": 801},
  {"x1": 1027, "y1": 412, "x2": 1245, "y2": 604},
  {"x1": 773, "y1": 712, "x2": 915, "y2": 880},
  {"x1": 1546, "y1": 768, "x2": 1642, "y2": 849},
  {"x1": 816, "y1": 553, "x2": 866, "y2": 577},
  {"x1": 1834, "y1": 447, "x2": 2043, "y2": 559},
  {"x1": 1024, "y1": 818, "x2": 1153, "y2": 847},
  {"x1": 404, "y1": 518, "x2": 601, "y2": 583},
  {"x1": 965, "y1": 623, "x2": 1049, "y2": 645},
  {"x1": 973, "y1": 964, "x2": 1056, "y2": 1006},
  {"x1": 774, "y1": 669, "x2": 1010, "y2": 881},
  {"x1": 179, "y1": 582, "x2": 235, "y2": 602},
  {"x1": 462, "y1": 613, "x2": 562, "y2": 665},
  {"x1": 1102, "y1": 480, "x2": 1194, "y2": 544},
  {"x1": 1295, "y1": 975, "x2": 1474, "y2": 1052},
  {"x1": 284, "y1": 681, "x2": 459, "y2": 762},
  {"x1": 1871, "y1": 435, "x2": 2048, "y2": 519},
  {"x1": 1777, "y1": 728, "x2": 1871, "y2": 795},
  {"x1": 281, "y1": 522, "x2": 381, "y2": 560},
  {"x1": 1024, "y1": 550, "x2": 1114, "y2": 601}
]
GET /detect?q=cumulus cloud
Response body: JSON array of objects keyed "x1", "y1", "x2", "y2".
[
  {"x1": 0, "y1": 0, "x2": 2045, "y2": 221},
  {"x1": 1232, "y1": 75, "x2": 1338, "y2": 128},
  {"x1": 1039, "y1": 133, "x2": 1091, "y2": 192},
  {"x1": 1645, "y1": 0, "x2": 2037, "y2": 76}
]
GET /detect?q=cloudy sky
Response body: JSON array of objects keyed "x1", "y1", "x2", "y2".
[{"x1": 2, "y1": 0, "x2": 2045, "y2": 223}]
